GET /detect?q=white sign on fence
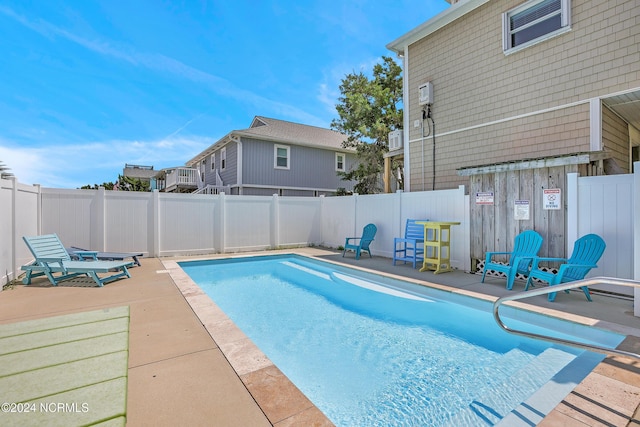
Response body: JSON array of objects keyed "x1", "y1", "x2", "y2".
[
  {"x1": 514, "y1": 200, "x2": 530, "y2": 220},
  {"x1": 475, "y1": 191, "x2": 494, "y2": 205},
  {"x1": 543, "y1": 188, "x2": 561, "y2": 210}
]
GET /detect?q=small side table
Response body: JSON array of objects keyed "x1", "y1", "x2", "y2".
[{"x1": 416, "y1": 221, "x2": 460, "y2": 274}]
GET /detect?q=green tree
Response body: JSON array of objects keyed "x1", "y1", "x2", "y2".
[
  {"x1": 79, "y1": 175, "x2": 149, "y2": 191},
  {"x1": 331, "y1": 56, "x2": 403, "y2": 194},
  {"x1": 80, "y1": 182, "x2": 115, "y2": 190},
  {"x1": 116, "y1": 175, "x2": 150, "y2": 192},
  {"x1": 0, "y1": 160, "x2": 14, "y2": 179}
]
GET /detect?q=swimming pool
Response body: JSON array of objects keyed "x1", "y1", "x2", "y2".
[{"x1": 179, "y1": 255, "x2": 623, "y2": 426}]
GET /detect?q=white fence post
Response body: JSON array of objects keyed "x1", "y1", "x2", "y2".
[
  {"x1": 566, "y1": 173, "x2": 579, "y2": 254},
  {"x1": 151, "y1": 190, "x2": 160, "y2": 257},
  {"x1": 34, "y1": 184, "x2": 41, "y2": 237},
  {"x1": 353, "y1": 193, "x2": 359, "y2": 236},
  {"x1": 319, "y1": 195, "x2": 325, "y2": 245},
  {"x1": 219, "y1": 192, "x2": 226, "y2": 253},
  {"x1": 634, "y1": 163, "x2": 640, "y2": 316},
  {"x1": 93, "y1": 187, "x2": 106, "y2": 250},
  {"x1": 272, "y1": 194, "x2": 280, "y2": 249},
  {"x1": 9, "y1": 177, "x2": 17, "y2": 283}
]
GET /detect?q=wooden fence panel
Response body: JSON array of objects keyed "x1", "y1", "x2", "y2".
[{"x1": 470, "y1": 165, "x2": 579, "y2": 268}]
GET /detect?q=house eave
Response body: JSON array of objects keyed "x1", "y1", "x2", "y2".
[
  {"x1": 386, "y1": 0, "x2": 490, "y2": 54},
  {"x1": 456, "y1": 152, "x2": 611, "y2": 176},
  {"x1": 231, "y1": 131, "x2": 354, "y2": 153},
  {"x1": 186, "y1": 134, "x2": 235, "y2": 166}
]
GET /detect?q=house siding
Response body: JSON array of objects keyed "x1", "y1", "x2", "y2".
[
  {"x1": 197, "y1": 141, "x2": 239, "y2": 190},
  {"x1": 219, "y1": 142, "x2": 238, "y2": 186},
  {"x1": 603, "y1": 105, "x2": 631, "y2": 173},
  {"x1": 241, "y1": 138, "x2": 357, "y2": 193},
  {"x1": 405, "y1": 0, "x2": 640, "y2": 190}
]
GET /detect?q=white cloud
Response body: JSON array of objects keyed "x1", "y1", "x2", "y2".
[{"x1": 0, "y1": 136, "x2": 213, "y2": 188}]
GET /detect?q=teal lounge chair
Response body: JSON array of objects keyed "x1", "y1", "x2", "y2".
[
  {"x1": 481, "y1": 230, "x2": 543, "y2": 290},
  {"x1": 21, "y1": 234, "x2": 133, "y2": 287},
  {"x1": 343, "y1": 223, "x2": 377, "y2": 260},
  {"x1": 525, "y1": 233, "x2": 606, "y2": 302},
  {"x1": 393, "y1": 219, "x2": 427, "y2": 268}
]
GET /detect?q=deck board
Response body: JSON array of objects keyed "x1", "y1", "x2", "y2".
[{"x1": 0, "y1": 306, "x2": 129, "y2": 426}]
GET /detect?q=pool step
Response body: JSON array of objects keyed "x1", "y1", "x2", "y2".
[
  {"x1": 444, "y1": 346, "x2": 577, "y2": 426},
  {"x1": 496, "y1": 350, "x2": 603, "y2": 426}
]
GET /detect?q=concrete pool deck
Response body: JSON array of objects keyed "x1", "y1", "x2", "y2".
[{"x1": 0, "y1": 247, "x2": 639, "y2": 426}]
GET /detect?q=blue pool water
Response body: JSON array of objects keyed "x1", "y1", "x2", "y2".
[{"x1": 179, "y1": 255, "x2": 624, "y2": 427}]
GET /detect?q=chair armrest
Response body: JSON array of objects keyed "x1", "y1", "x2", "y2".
[
  {"x1": 37, "y1": 257, "x2": 67, "y2": 271},
  {"x1": 557, "y1": 263, "x2": 597, "y2": 273},
  {"x1": 39, "y1": 257, "x2": 66, "y2": 263},
  {"x1": 485, "y1": 251, "x2": 512, "y2": 263},
  {"x1": 394, "y1": 237, "x2": 423, "y2": 243},
  {"x1": 531, "y1": 257, "x2": 568, "y2": 269},
  {"x1": 511, "y1": 255, "x2": 539, "y2": 270},
  {"x1": 73, "y1": 250, "x2": 98, "y2": 260}
]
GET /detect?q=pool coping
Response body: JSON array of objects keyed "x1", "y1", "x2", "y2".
[{"x1": 163, "y1": 249, "x2": 640, "y2": 426}]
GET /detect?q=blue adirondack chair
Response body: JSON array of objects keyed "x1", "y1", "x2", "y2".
[
  {"x1": 525, "y1": 233, "x2": 606, "y2": 302},
  {"x1": 481, "y1": 230, "x2": 543, "y2": 290},
  {"x1": 393, "y1": 219, "x2": 427, "y2": 268},
  {"x1": 21, "y1": 234, "x2": 133, "y2": 287},
  {"x1": 343, "y1": 223, "x2": 377, "y2": 260}
]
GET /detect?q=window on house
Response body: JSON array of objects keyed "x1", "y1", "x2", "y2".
[
  {"x1": 274, "y1": 145, "x2": 290, "y2": 169},
  {"x1": 221, "y1": 148, "x2": 226, "y2": 170},
  {"x1": 503, "y1": 0, "x2": 570, "y2": 53},
  {"x1": 210, "y1": 154, "x2": 215, "y2": 170},
  {"x1": 336, "y1": 153, "x2": 345, "y2": 172}
]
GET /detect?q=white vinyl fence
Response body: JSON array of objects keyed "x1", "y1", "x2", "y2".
[
  {"x1": 0, "y1": 183, "x2": 470, "y2": 285},
  {"x1": 2, "y1": 167, "x2": 638, "y2": 304},
  {"x1": 567, "y1": 171, "x2": 639, "y2": 296},
  {"x1": 1, "y1": 179, "x2": 40, "y2": 282}
]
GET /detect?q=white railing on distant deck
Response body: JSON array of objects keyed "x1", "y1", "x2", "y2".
[
  {"x1": 165, "y1": 167, "x2": 199, "y2": 189},
  {"x1": 193, "y1": 185, "x2": 231, "y2": 195}
]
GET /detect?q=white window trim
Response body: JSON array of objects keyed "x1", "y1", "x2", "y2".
[
  {"x1": 221, "y1": 148, "x2": 227, "y2": 171},
  {"x1": 274, "y1": 144, "x2": 290, "y2": 170},
  {"x1": 502, "y1": 0, "x2": 571, "y2": 55},
  {"x1": 210, "y1": 153, "x2": 215, "y2": 170},
  {"x1": 335, "y1": 152, "x2": 345, "y2": 172}
]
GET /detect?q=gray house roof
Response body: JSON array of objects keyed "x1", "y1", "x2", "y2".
[
  {"x1": 188, "y1": 116, "x2": 352, "y2": 165},
  {"x1": 238, "y1": 116, "x2": 348, "y2": 149}
]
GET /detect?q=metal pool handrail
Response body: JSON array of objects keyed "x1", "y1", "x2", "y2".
[{"x1": 493, "y1": 277, "x2": 640, "y2": 360}]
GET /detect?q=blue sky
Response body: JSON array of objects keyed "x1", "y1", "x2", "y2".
[{"x1": 0, "y1": 0, "x2": 448, "y2": 188}]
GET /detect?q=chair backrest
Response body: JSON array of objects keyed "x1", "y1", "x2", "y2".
[
  {"x1": 563, "y1": 234, "x2": 606, "y2": 281},
  {"x1": 511, "y1": 230, "x2": 543, "y2": 269},
  {"x1": 404, "y1": 219, "x2": 427, "y2": 241},
  {"x1": 360, "y1": 223, "x2": 377, "y2": 250},
  {"x1": 23, "y1": 234, "x2": 71, "y2": 262}
]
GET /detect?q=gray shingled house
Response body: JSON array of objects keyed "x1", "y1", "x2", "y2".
[{"x1": 181, "y1": 116, "x2": 358, "y2": 196}]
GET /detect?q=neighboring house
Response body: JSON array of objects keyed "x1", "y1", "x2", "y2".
[
  {"x1": 121, "y1": 164, "x2": 156, "y2": 188},
  {"x1": 182, "y1": 116, "x2": 358, "y2": 196},
  {"x1": 387, "y1": 0, "x2": 639, "y2": 192},
  {"x1": 387, "y1": 0, "x2": 640, "y2": 264}
]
